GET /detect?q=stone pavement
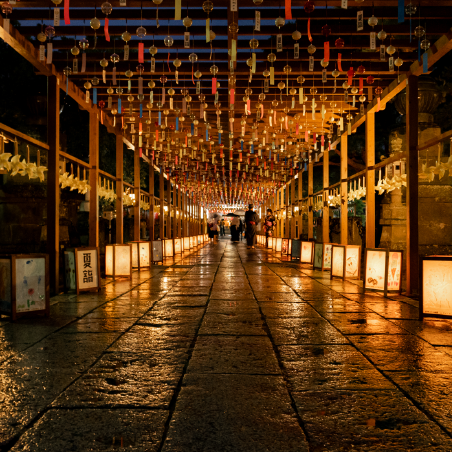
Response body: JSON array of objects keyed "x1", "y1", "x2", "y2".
[{"x1": 2, "y1": 238, "x2": 452, "y2": 451}]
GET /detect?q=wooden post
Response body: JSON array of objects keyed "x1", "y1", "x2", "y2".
[
  {"x1": 179, "y1": 186, "x2": 183, "y2": 237},
  {"x1": 148, "y1": 163, "x2": 154, "y2": 241},
  {"x1": 159, "y1": 170, "x2": 164, "y2": 239},
  {"x1": 308, "y1": 160, "x2": 314, "y2": 240},
  {"x1": 290, "y1": 179, "x2": 295, "y2": 238},
  {"x1": 366, "y1": 111, "x2": 376, "y2": 248},
  {"x1": 340, "y1": 133, "x2": 348, "y2": 245},
  {"x1": 298, "y1": 170, "x2": 303, "y2": 239},
  {"x1": 89, "y1": 110, "x2": 99, "y2": 247},
  {"x1": 133, "y1": 149, "x2": 140, "y2": 241},
  {"x1": 181, "y1": 190, "x2": 186, "y2": 237},
  {"x1": 47, "y1": 75, "x2": 60, "y2": 295},
  {"x1": 173, "y1": 182, "x2": 177, "y2": 237},
  {"x1": 115, "y1": 135, "x2": 123, "y2": 244},
  {"x1": 323, "y1": 147, "x2": 330, "y2": 244},
  {"x1": 406, "y1": 75, "x2": 419, "y2": 294}
]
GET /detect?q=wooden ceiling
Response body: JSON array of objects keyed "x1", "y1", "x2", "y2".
[{"x1": 2, "y1": 0, "x2": 448, "y2": 200}]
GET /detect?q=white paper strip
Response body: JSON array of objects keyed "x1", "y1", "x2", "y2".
[
  {"x1": 380, "y1": 45, "x2": 386, "y2": 61},
  {"x1": 46, "y1": 42, "x2": 53, "y2": 64},
  {"x1": 370, "y1": 32, "x2": 376, "y2": 50},
  {"x1": 73, "y1": 58, "x2": 78, "y2": 73},
  {"x1": 309, "y1": 56, "x2": 314, "y2": 71},
  {"x1": 341, "y1": 0, "x2": 347, "y2": 8},
  {"x1": 255, "y1": 11, "x2": 260, "y2": 31},
  {"x1": 357, "y1": 10, "x2": 363, "y2": 31},
  {"x1": 230, "y1": 0, "x2": 237, "y2": 11},
  {"x1": 184, "y1": 32, "x2": 190, "y2": 49},
  {"x1": 294, "y1": 43, "x2": 299, "y2": 59},
  {"x1": 39, "y1": 45, "x2": 45, "y2": 61},
  {"x1": 124, "y1": 45, "x2": 129, "y2": 61},
  {"x1": 276, "y1": 34, "x2": 283, "y2": 52},
  {"x1": 102, "y1": 69, "x2": 106, "y2": 83},
  {"x1": 53, "y1": 8, "x2": 60, "y2": 26}
]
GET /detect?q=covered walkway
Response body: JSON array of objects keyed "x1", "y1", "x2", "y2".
[{"x1": 2, "y1": 239, "x2": 452, "y2": 451}]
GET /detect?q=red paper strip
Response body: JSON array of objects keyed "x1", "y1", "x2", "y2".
[
  {"x1": 230, "y1": 88, "x2": 235, "y2": 104},
  {"x1": 139, "y1": 122, "x2": 142, "y2": 133},
  {"x1": 100, "y1": 110, "x2": 103, "y2": 124},
  {"x1": 338, "y1": 53, "x2": 343, "y2": 72},
  {"x1": 347, "y1": 68, "x2": 353, "y2": 86},
  {"x1": 104, "y1": 17, "x2": 110, "y2": 42},
  {"x1": 305, "y1": 130, "x2": 309, "y2": 142},
  {"x1": 138, "y1": 43, "x2": 144, "y2": 63},
  {"x1": 260, "y1": 104, "x2": 264, "y2": 119},
  {"x1": 285, "y1": 0, "x2": 292, "y2": 19},
  {"x1": 313, "y1": 132, "x2": 317, "y2": 142},
  {"x1": 64, "y1": 0, "x2": 70, "y2": 25},
  {"x1": 308, "y1": 17, "x2": 312, "y2": 42},
  {"x1": 192, "y1": 66, "x2": 194, "y2": 85},
  {"x1": 321, "y1": 135, "x2": 324, "y2": 146},
  {"x1": 121, "y1": 116, "x2": 124, "y2": 128},
  {"x1": 359, "y1": 77, "x2": 363, "y2": 93},
  {"x1": 156, "y1": 130, "x2": 159, "y2": 141},
  {"x1": 296, "y1": 123, "x2": 299, "y2": 135},
  {"x1": 139, "y1": 148, "x2": 142, "y2": 157},
  {"x1": 212, "y1": 77, "x2": 217, "y2": 94},
  {"x1": 324, "y1": 41, "x2": 330, "y2": 62},
  {"x1": 247, "y1": 99, "x2": 251, "y2": 115},
  {"x1": 167, "y1": 52, "x2": 171, "y2": 72}
]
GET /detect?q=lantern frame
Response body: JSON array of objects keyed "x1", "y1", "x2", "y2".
[
  {"x1": 322, "y1": 243, "x2": 334, "y2": 271},
  {"x1": 364, "y1": 248, "x2": 403, "y2": 297},
  {"x1": 313, "y1": 242, "x2": 324, "y2": 270},
  {"x1": 74, "y1": 247, "x2": 101, "y2": 294},
  {"x1": 268, "y1": 236, "x2": 273, "y2": 249},
  {"x1": 174, "y1": 237, "x2": 182, "y2": 254},
  {"x1": 275, "y1": 237, "x2": 283, "y2": 252},
  {"x1": 163, "y1": 239, "x2": 174, "y2": 258},
  {"x1": 129, "y1": 241, "x2": 151, "y2": 270},
  {"x1": 281, "y1": 238, "x2": 292, "y2": 255},
  {"x1": 105, "y1": 244, "x2": 132, "y2": 278},
  {"x1": 301, "y1": 241, "x2": 314, "y2": 264},
  {"x1": 420, "y1": 255, "x2": 452, "y2": 320},
  {"x1": 151, "y1": 240, "x2": 164, "y2": 263},
  {"x1": 183, "y1": 237, "x2": 190, "y2": 252},
  {"x1": 291, "y1": 239, "x2": 301, "y2": 260},
  {"x1": 330, "y1": 244, "x2": 346, "y2": 279},
  {"x1": 344, "y1": 245, "x2": 361, "y2": 280}
]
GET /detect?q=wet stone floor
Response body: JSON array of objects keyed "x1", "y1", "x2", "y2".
[{"x1": 2, "y1": 239, "x2": 452, "y2": 451}]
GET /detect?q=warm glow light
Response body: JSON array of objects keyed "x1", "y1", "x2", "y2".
[
  {"x1": 301, "y1": 241, "x2": 314, "y2": 264},
  {"x1": 365, "y1": 249, "x2": 387, "y2": 291},
  {"x1": 174, "y1": 238, "x2": 182, "y2": 254},
  {"x1": 276, "y1": 237, "x2": 282, "y2": 252},
  {"x1": 130, "y1": 242, "x2": 150, "y2": 268},
  {"x1": 422, "y1": 256, "x2": 452, "y2": 318},
  {"x1": 164, "y1": 239, "x2": 174, "y2": 257},
  {"x1": 345, "y1": 245, "x2": 361, "y2": 279},
  {"x1": 281, "y1": 239, "x2": 292, "y2": 255},
  {"x1": 106, "y1": 244, "x2": 132, "y2": 277},
  {"x1": 268, "y1": 237, "x2": 273, "y2": 248},
  {"x1": 183, "y1": 237, "x2": 190, "y2": 251},
  {"x1": 314, "y1": 243, "x2": 323, "y2": 269},
  {"x1": 105, "y1": 245, "x2": 113, "y2": 276},
  {"x1": 331, "y1": 245, "x2": 345, "y2": 279},
  {"x1": 190, "y1": 236, "x2": 195, "y2": 248}
]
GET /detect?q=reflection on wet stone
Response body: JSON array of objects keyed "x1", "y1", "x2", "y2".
[{"x1": 1, "y1": 239, "x2": 452, "y2": 450}]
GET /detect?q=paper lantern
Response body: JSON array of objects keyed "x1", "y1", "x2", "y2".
[
  {"x1": 105, "y1": 244, "x2": 132, "y2": 278},
  {"x1": 204, "y1": 233, "x2": 208, "y2": 242},
  {"x1": 190, "y1": 236, "x2": 195, "y2": 248},
  {"x1": 163, "y1": 239, "x2": 174, "y2": 257},
  {"x1": 129, "y1": 241, "x2": 151, "y2": 269},
  {"x1": 313, "y1": 242, "x2": 323, "y2": 269},
  {"x1": 291, "y1": 239, "x2": 301, "y2": 260},
  {"x1": 345, "y1": 245, "x2": 361, "y2": 280},
  {"x1": 322, "y1": 243, "x2": 333, "y2": 270},
  {"x1": 331, "y1": 245, "x2": 346, "y2": 279},
  {"x1": 268, "y1": 237, "x2": 273, "y2": 248},
  {"x1": 364, "y1": 248, "x2": 403, "y2": 296},
  {"x1": 152, "y1": 240, "x2": 163, "y2": 263},
  {"x1": 198, "y1": 234, "x2": 202, "y2": 244},
  {"x1": 301, "y1": 241, "x2": 314, "y2": 264},
  {"x1": 64, "y1": 249, "x2": 76, "y2": 291},
  {"x1": 281, "y1": 239, "x2": 292, "y2": 255},
  {"x1": 74, "y1": 247, "x2": 101, "y2": 294},
  {"x1": 183, "y1": 237, "x2": 190, "y2": 251},
  {"x1": 0, "y1": 254, "x2": 50, "y2": 320},
  {"x1": 420, "y1": 256, "x2": 452, "y2": 319},
  {"x1": 174, "y1": 238, "x2": 182, "y2": 254},
  {"x1": 275, "y1": 237, "x2": 282, "y2": 252}
]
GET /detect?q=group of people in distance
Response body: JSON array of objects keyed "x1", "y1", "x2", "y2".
[{"x1": 207, "y1": 205, "x2": 276, "y2": 250}]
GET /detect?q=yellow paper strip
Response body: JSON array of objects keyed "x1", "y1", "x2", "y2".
[
  {"x1": 252, "y1": 53, "x2": 256, "y2": 73},
  {"x1": 270, "y1": 66, "x2": 274, "y2": 85},
  {"x1": 175, "y1": 0, "x2": 181, "y2": 20},
  {"x1": 206, "y1": 18, "x2": 210, "y2": 42},
  {"x1": 232, "y1": 39, "x2": 236, "y2": 62}
]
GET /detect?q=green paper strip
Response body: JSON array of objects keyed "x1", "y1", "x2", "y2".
[
  {"x1": 175, "y1": 0, "x2": 181, "y2": 20},
  {"x1": 206, "y1": 18, "x2": 210, "y2": 42}
]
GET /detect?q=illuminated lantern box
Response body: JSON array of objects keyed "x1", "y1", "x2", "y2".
[
  {"x1": 129, "y1": 241, "x2": 151, "y2": 270},
  {"x1": 183, "y1": 237, "x2": 190, "y2": 252},
  {"x1": 152, "y1": 240, "x2": 163, "y2": 263},
  {"x1": 163, "y1": 239, "x2": 174, "y2": 258},
  {"x1": 313, "y1": 243, "x2": 324, "y2": 270},
  {"x1": 281, "y1": 239, "x2": 292, "y2": 255},
  {"x1": 322, "y1": 243, "x2": 333, "y2": 271},
  {"x1": 190, "y1": 236, "x2": 195, "y2": 248},
  {"x1": 267, "y1": 237, "x2": 273, "y2": 249},
  {"x1": 364, "y1": 248, "x2": 403, "y2": 297},
  {"x1": 420, "y1": 256, "x2": 452, "y2": 319},
  {"x1": 291, "y1": 239, "x2": 301, "y2": 260},
  {"x1": 331, "y1": 245, "x2": 346, "y2": 279},
  {"x1": 344, "y1": 245, "x2": 361, "y2": 280},
  {"x1": 105, "y1": 244, "x2": 132, "y2": 278},
  {"x1": 74, "y1": 247, "x2": 101, "y2": 294},
  {"x1": 63, "y1": 249, "x2": 76, "y2": 292},
  {"x1": 275, "y1": 237, "x2": 282, "y2": 252},
  {"x1": 204, "y1": 233, "x2": 208, "y2": 241},
  {"x1": 0, "y1": 254, "x2": 50, "y2": 321},
  {"x1": 198, "y1": 235, "x2": 202, "y2": 245},
  {"x1": 174, "y1": 238, "x2": 182, "y2": 254},
  {"x1": 301, "y1": 241, "x2": 314, "y2": 264}
]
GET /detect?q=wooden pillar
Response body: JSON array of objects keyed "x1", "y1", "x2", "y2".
[
  {"x1": 406, "y1": 75, "x2": 419, "y2": 294},
  {"x1": 89, "y1": 110, "x2": 99, "y2": 247},
  {"x1": 167, "y1": 177, "x2": 172, "y2": 239},
  {"x1": 340, "y1": 133, "x2": 348, "y2": 245},
  {"x1": 47, "y1": 75, "x2": 60, "y2": 295},
  {"x1": 159, "y1": 170, "x2": 164, "y2": 239},
  {"x1": 290, "y1": 179, "x2": 295, "y2": 238},
  {"x1": 148, "y1": 163, "x2": 154, "y2": 241},
  {"x1": 323, "y1": 147, "x2": 330, "y2": 243},
  {"x1": 133, "y1": 149, "x2": 140, "y2": 241},
  {"x1": 366, "y1": 111, "x2": 376, "y2": 248},
  {"x1": 181, "y1": 191, "x2": 186, "y2": 237},
  {"x1": 115, "y1": 135, "x2": 123, "y2": 244},
  {"x1": 298, "y1": 170, "x2": 303, "y2": 239},
  {"x1": 172, "y1": 182, "x2": 177, "y2": 237},
  {"x1": 308, "y1": 160, "x2": 314, "y2": 240}
]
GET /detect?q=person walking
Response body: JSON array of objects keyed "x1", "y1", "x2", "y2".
[
  {"x1": 230, "y1": 216, "x2": 240, "y2": 242},
  {"x1": 264, "y1": 208, "x2": 276, "y2": 247},
  {"x1": 220, "y1": 218, "x2": 225, "y2": 236},
  {"x1": 244, "y1": 204, "x2": 259, "y2": 249},
  {"x1": 238, "y1": 218, "x2": 243, "y2": 241}
]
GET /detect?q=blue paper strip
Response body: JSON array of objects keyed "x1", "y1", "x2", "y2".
[
  {"x1": 251, "y1": 145, "x2": 254, "y2": 154},
  {"x1": 218, "y1": 133, "x2": 221, "y2": 144},
  {"x1": 269, "y1": 149, "x2": 271, "y2": 159},
  {"x1": 418, "y1": 40, "x2": 421, "y2": 62},
  {"x1": 191, "y1": 123, "x2": 194, "y2": 135},
  {"x1": 241, "y1": 141, "x2": 243, "y2": 151},
  {"x1": 423, "y1": 52, "x2": 428, "y2": 73},
  {"x1": 398, "y1": 0, "x2": 404, "y2": 23},
  {"x1": 140, "y1": 103, "x2": 143, "y2": 118},
  {"x1": 158, "y1": 111, "x2": 161, "y2": 125},
  {"x1": 304, "y1": 163, "x2": 308, "y2": 171},
  {"x1": 93, "y1": 88, "x2": 97, "y2": 104},
  {"x1": 206, "y1": 128, "x2": 208, "y2": 141},
  {"x1": 118, "y1": 98, "x2": 121, "y2": 113},
  {"x1": 176, "y1": 117, "x2": 179, "y2": 131}
]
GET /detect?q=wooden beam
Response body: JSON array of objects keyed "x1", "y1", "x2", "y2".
[
  {"x1": 365, "y1": 111, "x2": 376, "y2": 248},
  {"x1": 0, "y1": 122, "x2": 49, "y2": 150},
  {"x1": 323, "y1": 149, "x2": 330, "y2": 244},
  {"x1": 89, "y1": 110, "x2": 99, "y2": 247},
  {"x1": 406, "y1": 75, "x2": 419, "y2": 295},
  {"x1": 133, "y1": 149, "x2": 140, "y2": 241},
  {"x1": 47, "y1": 76, "x2": 60, "y2": 296},
  {"x1": 340, "y1": 133, "x2": 348, "y2": 245},
  {"x1": 115, "y1": 134, "x2": 123, "y2": 244}
]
